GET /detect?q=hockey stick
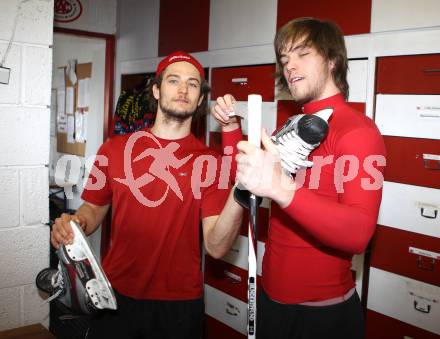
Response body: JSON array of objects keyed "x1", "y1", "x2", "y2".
[{"x1": 246, "y1": 94, "x2": 262, "y2": 339}]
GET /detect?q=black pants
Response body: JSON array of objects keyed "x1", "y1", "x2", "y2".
[
  {"x1": 86, "y1": 291, "x2": 204, "y2": 339},
  {"x1": 257, "y1": 289, "x2": 364, "y2": 339}
]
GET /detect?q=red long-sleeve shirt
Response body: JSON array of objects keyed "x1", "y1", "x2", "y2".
[{"x1": 222, "y1": 94, "x2": 386, "y2": 303}]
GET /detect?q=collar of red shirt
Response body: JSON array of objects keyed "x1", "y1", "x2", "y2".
[{"x1": 302, "y1": 93, "x2": 345, "y2": 115}]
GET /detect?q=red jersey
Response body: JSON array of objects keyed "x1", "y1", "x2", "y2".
[
  {"x1": 223, "y1": 94, "x2": 386, "y2": 303},
  {"x1": 82, "y1": 129, "x2": 230, "y2": 300}
]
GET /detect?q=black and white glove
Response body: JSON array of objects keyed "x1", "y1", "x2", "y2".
[{"x1": 272, "y1": 108, "x2": 333, "y2": 174}]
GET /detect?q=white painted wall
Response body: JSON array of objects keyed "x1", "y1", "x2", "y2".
[
  {"x1": 54, "y1": 0, "x2": 117, "y2": 35},
  {"x1": 115, "y1": 0, "x2": 160, "y2": 99},
  {"x1": 208, "y1": 0, "x2": 277, "y2": 51},
  {"x1": 0, "y1": 0, "x2": 53, "y2": 331},
  {"x1": 51, "y1": 33, "x2": 106, "y2": 257},
  {"x1": 116, "y1": 0, "x2": 160, "y2": 62}
]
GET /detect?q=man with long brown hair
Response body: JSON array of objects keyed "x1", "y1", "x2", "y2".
[{"x1": 212, "y1": 18, "x2": 386, "y2": 338}]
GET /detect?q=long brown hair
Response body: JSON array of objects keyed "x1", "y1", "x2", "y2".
[{"x1": 274, "y1": 17, "x2": 349, "y2": 100}]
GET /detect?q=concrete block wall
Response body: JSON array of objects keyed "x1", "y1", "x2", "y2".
[{"x1": 0, "y1": 0, "x2": 53, "y2": 331}]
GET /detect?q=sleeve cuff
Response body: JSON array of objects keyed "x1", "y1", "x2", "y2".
[
  {"x1": 222, "y1": 128, "x2": 243, "y2": 150},
  {"x1": 282, "y1": 186, "x2": 307, "y2": 215},
  {"x1": 81, "y1": 191, "x2": 111, "y2": 207}
]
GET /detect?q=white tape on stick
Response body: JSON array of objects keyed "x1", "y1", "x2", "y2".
[{"x1": 247, "y1": 94, "x2": 262, "y2": 147}]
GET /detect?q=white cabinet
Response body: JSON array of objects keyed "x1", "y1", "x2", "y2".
[
  {"x1": 371, "y1": 0, "x2": 440, "y2": 32},
  {"x1": 368, "y1": 268, "x2": 440, "y2": 335},
  {"x1": 375, "y1": 95, "x2": 440, "y2": 140},
  {"x1": 348, "y1": 59, "x2": 368, "y2": 103}
]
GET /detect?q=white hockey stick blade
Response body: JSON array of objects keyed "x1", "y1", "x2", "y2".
[{"x1": 247, "y1": 95, "x2": 262, "y2": 147}]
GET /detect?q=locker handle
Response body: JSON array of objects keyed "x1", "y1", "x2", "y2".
[
  {"x1": 417, "y1": 256, "x2": 436, "y2": 271},
  {"x1": 413, "y1": 300, "x2": 431, "y2": 313},
  {"x1": 225, "y1": 308, "x2": 238, "y2": 316},
  {"x1": 409, "y1": 246, "x2": 440, "y2": 259},
  {"x1": 225, "y1": 301, "x2": 239, "y2": 316},
  {"x1": 224, "y1": 270, "x2": 242, "y2": 283},
  {"x1": 419, "y1": 113, "x2": 440, "y2": 118},
  {"x1": 422, "y1": 154, "x2": 440, "y2": 170},
  {"x1": 416, "y1": 202, "x2": 439, "y2": 219},
  {"x1": 229, "y1": 247, "x2": 240, "y2": 254},
  {"x1": 231, "y1": 77, "x2": 248, "y2": 86},
  {"x1": 423, "y1": 69, "x2": 440, "y2": 73},
  {"x1": 409, "y1": 247, "x2": 439, "y2": 271},
  {"x1": 420, "y1": 207, "x2": 438, "y2": 219}
]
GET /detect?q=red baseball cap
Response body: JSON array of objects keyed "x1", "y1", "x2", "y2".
[{"x1": 156, "y1": 51, "x2": 205, "y2": 79}]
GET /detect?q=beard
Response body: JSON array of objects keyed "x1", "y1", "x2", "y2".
[
  {"x1": 288, "y1": 63, "x2": 331, "y2": 104},
  {"x1": 290, "y1": 75, "x2": 328, "y2": 104},
  {"x1": 159, "y1": 100, "x2": 196, "y2": 123},
  {"x1": 290, "y1": 84, "x2": 321, "y2": 104}
]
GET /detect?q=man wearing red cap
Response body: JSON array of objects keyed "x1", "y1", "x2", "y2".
[{"x1": 51, "y1": 51, "x2": 243, "y2": 338}]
